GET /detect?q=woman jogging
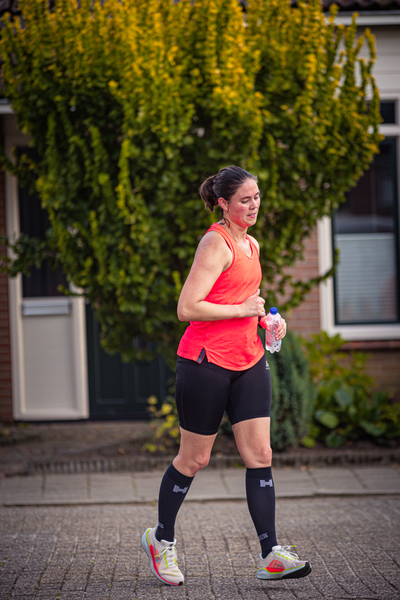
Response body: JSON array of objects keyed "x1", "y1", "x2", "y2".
[{"x1": 141, "y1": 166, "x2": 311, "y2": 585}]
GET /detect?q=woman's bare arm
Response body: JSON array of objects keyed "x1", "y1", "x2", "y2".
[{"x1": 177, "y1": 231, "x2": 265, "y2": 322}]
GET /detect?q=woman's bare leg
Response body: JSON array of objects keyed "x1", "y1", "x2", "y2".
[
  {"x1": 232, "y1": 417, "x2": 272, "y2": 468},
  {"x1": 173, "y1": 427, "x2": 218, "y2": 477}
]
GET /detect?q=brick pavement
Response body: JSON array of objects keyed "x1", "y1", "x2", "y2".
[{"x1": 0, "y1": 497, "x2": 400, "y2": 600}]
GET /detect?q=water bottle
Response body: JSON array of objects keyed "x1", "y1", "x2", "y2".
[{"x1": 261, "y1": 307, "x2": 282, "y2": 353}]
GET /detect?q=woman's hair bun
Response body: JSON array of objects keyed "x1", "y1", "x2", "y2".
[{"x1": 199, "y1": 176, "x2": 219, "y2": 212}]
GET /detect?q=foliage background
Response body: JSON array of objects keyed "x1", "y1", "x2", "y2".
[
  {"x1": 268, "y1": 331, "x2": 316, "y2": 451},
  {"x1": 302, "y1": 332, "x2": 400, "y2": 448},
  {"x1": 0, "y1": 0, "x2": 381, "y2": 364}
]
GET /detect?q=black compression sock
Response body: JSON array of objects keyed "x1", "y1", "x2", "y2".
[
  {"x1": 245, "y1": 466, "x2": 278, "y2": 558},
  {"x1": 155, "y1": 463, "x2": 194, "y2": 543}
]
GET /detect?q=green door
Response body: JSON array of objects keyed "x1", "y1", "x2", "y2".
[{"x1": 86, "y1": 304, "x2": 172, "y2": 419}]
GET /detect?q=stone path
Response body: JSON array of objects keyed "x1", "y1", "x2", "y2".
[{"x1": 1, "y1": 497, "x2": 399, "y2": 599}]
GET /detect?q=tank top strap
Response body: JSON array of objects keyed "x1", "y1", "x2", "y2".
[
  {"x1": 207, "y1": 223, "x2": 235, "y2": 254},
  {"x1": 209, "y1": 223, "x2": 258, "y2": 259},
  {"x1": 248, "y1": 236, "x2": 259, "y2": 258}
]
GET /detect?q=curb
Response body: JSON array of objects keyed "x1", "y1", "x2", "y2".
[
  {"x1": 21, "y1": 447, "x2": 400, "y2": 476},
  {"x1": 3, "y1": 490, "x2": 400, "y2": 508}
]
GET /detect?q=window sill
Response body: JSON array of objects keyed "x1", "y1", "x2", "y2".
[{"x1": 341, "y1": 339, "x2": 400, "y2": 351}]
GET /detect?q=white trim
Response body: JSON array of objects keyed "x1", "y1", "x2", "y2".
[
  {"x1": 13, "y1": 408, "x2": 89, "y2": 421},
  {"x1": 71, "y1": 290, "x2": 90, "y2": 420},
  {"x1": 4, "y1": 124, "x2": 89, "y2": 420},
  {"x1": 333, "y1": 12, "x2": 400, "y2": 26},
  {"x1": 317, "y1": 218, "x2": 400, "y2": 341},
  {"x1": 22, "y1": 298, "x2": 72, "y2": 316},
  {"x1": 0, "y1": 102, "x2": 13, "y2": 114},
  {"x1": 5, "y1": 138, "x2": 26, "y2": 420}
]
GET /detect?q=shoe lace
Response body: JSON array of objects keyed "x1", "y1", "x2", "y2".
[
  {"x1": 274, "y1": 545, "x2": 299, "y2": 561},
  {"x1": 160, "y1": 543, "x2": 177, "y2": 569}
]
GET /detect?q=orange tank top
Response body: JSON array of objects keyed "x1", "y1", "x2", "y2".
[{"x1": 177, "y1": 223, "x2": 264, "y2": 370}]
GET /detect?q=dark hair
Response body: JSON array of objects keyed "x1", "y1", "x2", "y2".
[{"x1": 199, "y1": 165, "x2": 258, "y2": 213}]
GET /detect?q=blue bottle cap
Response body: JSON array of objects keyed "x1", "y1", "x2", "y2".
[{"x1": 270, "y1": 307, "x2": 278, "y2": 315}]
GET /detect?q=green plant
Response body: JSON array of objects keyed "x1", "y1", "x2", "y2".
[
  {"x1": 0, "y1": 0, "x2": 381, "y2": 366},
  {"x1": 142, "y1": 395, "x2": 180, "y2": 454},
  {"x1": 302, "y1": 331, "x2": 400, "y2": 447},
  {"x1": 269, "y1": 330, "x2": 316, "y2": 452}
]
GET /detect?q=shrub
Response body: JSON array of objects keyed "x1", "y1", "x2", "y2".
[
  {"x1": 268, "y1": 330, "x2": 316, "y2": 451},
  {"x1": 143, "y1": 394, "x2": 180, "y2": 454},
  {"x1": 0, "y1": 0, "x2": 381, "y2": 365},
  {"x1": 302, "y1": 331, "x2": 400, "y2": 447}
]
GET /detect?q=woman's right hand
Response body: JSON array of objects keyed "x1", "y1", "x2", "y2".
[{"x1": 240, "y1": 290, "x2": 266, "y2": 317}]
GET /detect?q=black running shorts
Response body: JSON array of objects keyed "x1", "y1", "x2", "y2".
[{"x1": 175, "y1": 353, "x2": 272, "y2": 436}]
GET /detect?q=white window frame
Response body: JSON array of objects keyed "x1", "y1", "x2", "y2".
[{"x1": 318, "y1": 95, "x2": 400, "y2": 341}]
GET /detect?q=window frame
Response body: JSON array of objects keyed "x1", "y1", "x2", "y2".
[{"x1": 318, "y1": 96, "x2": 400, "y2": 341}]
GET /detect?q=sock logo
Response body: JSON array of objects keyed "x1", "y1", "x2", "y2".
[
  {"x1": 173, "y1": 485, "x2": 188, "y2": 494},
  {"x1": 258, "y1": 532, "x2": 269, "y2": 541},
  {"x1": 158, "y1": 522, "x2": 164, "y2": 529},
  {"x1": 260, "y1": 479, "x2": 273, "y2": 488}
]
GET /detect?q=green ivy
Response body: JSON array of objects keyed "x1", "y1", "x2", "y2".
[{"x1": 0, "y1": 0, "x2": 381, "y2": 365}]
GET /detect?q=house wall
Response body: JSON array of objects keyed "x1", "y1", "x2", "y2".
[
  {"x1": 282, "y1": 229, "x2": 321, "y2": 338},
  {"x1": 287, "y1": 230, "x2": 400, "y2": 397},
  {"x1": 363, "y1": 349, "x2": 400, "y2": 397},
  {"x1": 0, "y1": 166, "x2": 13, "y2": 423}
]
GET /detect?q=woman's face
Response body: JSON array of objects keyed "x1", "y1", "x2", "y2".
[{"x1": 219, "y1": 178, "x2": 261, "y2": 229}]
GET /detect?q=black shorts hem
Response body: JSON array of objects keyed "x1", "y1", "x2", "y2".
[
  {"x1": 229, "y1": 412, "x2": 271, "y2": 426},
  {"x1": 179, "y1": 423, "x2": 219, "y2": 436}
]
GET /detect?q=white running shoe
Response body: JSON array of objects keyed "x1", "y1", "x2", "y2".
[
  {"x1": 141, "y1": 527, "x2": 184, "y2": 586},
  {"x1": 257, "y1": 545, "x2": 311, "y2": 580}
]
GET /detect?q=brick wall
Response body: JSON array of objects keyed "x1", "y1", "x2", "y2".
[
  {"x1": 364, "y1": 350, "x2": 400, "y2": 397},
  {"x1": 282, "y1": 228, "x2": 321, "y2": 338},
  {"x1": 0, "y1": 167, "x2": 13, "y2": 423}
]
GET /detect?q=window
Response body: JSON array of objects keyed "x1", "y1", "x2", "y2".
[
  {"x1": 367, "y1": 101, "x2": 397, "y2": 125},
  {"x1": 332, "y1": 137, "x2": 399, "y2": 325},
  {"x1": 318, "y1": 97, "x2": 400, "y2": 340},
  {"x1": 18, "y1": 147, "x2": 68, "y2": 298}
]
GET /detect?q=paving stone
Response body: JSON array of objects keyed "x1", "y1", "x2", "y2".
[
  {"x1": 34, "y1": 584, "x2": 61, "y2": 597},
  {"x1": 131, "y1": 472, "x2": 162, "y2": 502},
  {"x1": 109, "y1": 581, "x2": 137, "y2": 600},
  {"x1": 188, "y1": 469, "x2": 231, "y2": 500},
  {"x1": 58, "y1": 593, "x2": 85, "y2": 600},
  {"x1": 89, "y1": 473, "x2": 135, "y2": 502},
  {"x1": 43, "y1": 475, "x2": 88, "y2": 503},
  {"x1": 354, "y1": 466, "x2": 400, "y2": 493}
]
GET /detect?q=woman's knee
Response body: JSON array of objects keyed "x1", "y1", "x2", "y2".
[
  {"x1": 193, "y1": 452, "x2": 211, "y2": 472},
  {"x1": 174, "y1": 451, "x2": 210, "y2": 477},
  {"x1": 243, "y1": 445, "x2": 272, "y2": 468}
]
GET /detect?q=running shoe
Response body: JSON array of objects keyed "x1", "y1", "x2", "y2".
[
  {"x1": 141, "y1": 527, "x2": 184, "y2": 586},
  {"x1": 257, "y1": 545, "x2": 311, "y2": 580}
]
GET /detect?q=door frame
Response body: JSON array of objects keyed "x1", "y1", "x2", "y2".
[{"x1": 4, "y1": 115, "x2": 89, "y2": 420}]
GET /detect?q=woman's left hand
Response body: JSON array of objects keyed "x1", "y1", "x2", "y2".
[{"x1": 276, "y1": 318, "x2": 287, "y2": 341}]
